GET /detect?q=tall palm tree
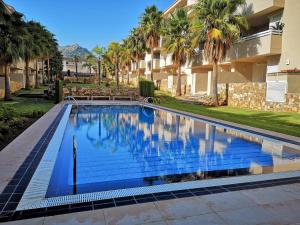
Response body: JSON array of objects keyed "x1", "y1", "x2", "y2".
[
  {"x1": 128, "y1": 27, "x2": 146, "y2": 86},
  {"x1": 83, "y1": 54, "x2": 96, "y2": 76},
  {"x1": 0, "y1": 4, "x2": 25, "y2": 100},
  {"x1": 163, "y1": 8, "x2": 194, "y2": 96},
  {"x1": 140, "y1": 5, "x2": 162, "y2": 81},
  {"x1": 92, "y1": 45, "x2": 105, "y2": 84},
  {"x1": 73, "y1": 55, "x2": 80, "y2": 77},
  {"x1": 31, "y1": 22, "x2": 48, "y2": 88},
  {"x1": 191, "y1": 0, "x2": 248, "y2": 106},
  {"x1": 102, "y1": 51, "x2": 113, "y2": 79},
  {"x1": 24, "y1": 21, "x2": 42, "y2": 89},
  {"x1": 107, "y1": 42, "x2": 121, "y2": 88},
  {"x1": 37, "y1": 24, "x2": 57, "y2": 84},
  {"x1": 120, "y1": 39, "x2": 133, "y2": 85}
]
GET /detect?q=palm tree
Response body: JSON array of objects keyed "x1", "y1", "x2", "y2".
[
  {"x1": 73, "y1": 55, "x2": 80, "y2": 77},
  {"x1": 191, "y1": 0, "x2": 248, "y2": 106},
  {"x1": 24, "y1": 21, "x2": 42, "y2": 89},
  {"x1": 128, "y1": 27, "x2": 147, "y2": 86},
  {"x1": 107, "y1": 42, "x2": 121, "y2": 88},
  {"x1": 163, "y1": 8, "x2": 194, "y2": 96},
  {"x1": 102, "y1": 51, "x2": 113, "y2": 79},
  {"x1": 140, "y1": 5, "x2": 162, "y2": 81},
  {"x1": 92, "y1": 45, "x2": 105, "y2": 84},
  {"x1": 31, "y1": 22, "x2": 48, "y2": 88},
  {"x1": 120, "y1": 39, "x2": 133, "y2": 85},
  {"x1": 36, "y1": 24, "x2": 57, "y2": 84},
  {"x1": 0, "y1": 4, "x2": 25, "y2": 100},
  {"x1": 83, "y1": 54, "x2": 96, "y2": 76}
]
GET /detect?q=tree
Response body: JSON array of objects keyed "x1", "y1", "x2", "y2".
[
  {"x1": 191, "y1": 0, "x2": 248, "y2": 106},
  {"x1": 92, "y1": 45, "x2": 106, "y2": 84},
  {"x1": 0, "y1": 3, "x2": 25, "y2": 100},
  {"x1": 102, "y1": 51, "x2": 113, "y2": 79},
  {"x1": 107, "y1": 42, "x2": 121, "y2": 88},
  {"x1": 120, "y1": 39, "x2": 133, "y2": 85},
  {"x1": 24, "y1": 21, "x2": 42, "y2": 89},
  {"x1": 163, "y1": 8, "x2": 194, "y2": 96},
  {"x1": 83, "y1": 54, "x2": 96, "y2": 76},
  {"x1": 73, "y1": 55, "x2": 80, "y2": 77},
  {"x1": 128, "y1": 26, "x2": 146, "y2": 86},
  {"x1": 49, "y1": 47, "x2": 63, "y2": 80},
  {"x1": 140, "y1": 5, "x2": 162, "y2": 81}
]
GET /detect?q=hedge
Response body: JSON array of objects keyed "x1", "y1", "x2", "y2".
[
  {"x1": 139, "y1": 80, "x2": 154, "y2": 97},
  {"x1": 55, "y1": 80, "x2": 63, "y2": 103}
]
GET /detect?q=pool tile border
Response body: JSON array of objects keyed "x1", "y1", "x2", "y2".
[
  {"x1": 1, "y1": 176, "x2": 300, "y2": 222},
  {"x1": 1, "y1": 102, "x2": 300, "y2": 222},
  {"x1": 0, "y1": 105, "x2": 68, "y2": 222}
]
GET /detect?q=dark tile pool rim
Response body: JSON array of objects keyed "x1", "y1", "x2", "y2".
[
  {"x1": 1, "y1": 176, "x2": 300, "y2": 222},
  {"x1": 1, "y1": 103, "x2": 300, "y2": 222}
]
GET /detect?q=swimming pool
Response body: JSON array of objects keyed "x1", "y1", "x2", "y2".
[
  {"x1": 17, "y1": 103, "x2": 300, "y2": 210},
  {"x1": 47, "y1": 105, "x2": 300, "y2": 196}
]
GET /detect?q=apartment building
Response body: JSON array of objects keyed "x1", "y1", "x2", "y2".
[
  {"x1": 62, "y1": 57, "x2": 96, "y2": 77},
  {"x1": 0, "y1": 60, "x2": 44, "y2": 97},
  {"x1": 140, "y1": 0, "x2": 300, "y2": 112}
]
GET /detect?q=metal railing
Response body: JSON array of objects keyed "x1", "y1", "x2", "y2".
[{"x1": 64, "y1": 96, "x2": 79, "y2": 109}]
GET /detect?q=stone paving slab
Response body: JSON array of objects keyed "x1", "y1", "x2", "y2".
[
  {"x1": 0, "y1": 103, "x2": 63, "y2": 193},
  {"x1": 2, "y1": 184, "x2": 300, "y2": 225}
]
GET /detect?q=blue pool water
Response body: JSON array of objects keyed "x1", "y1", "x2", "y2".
[{"x1": 46, "y1": 105, "x2": 300, "y2": 197}]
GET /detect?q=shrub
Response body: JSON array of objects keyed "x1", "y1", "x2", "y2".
[
  {"x1": 55, "y1": 80, "x2": 64, "y2": 103},
  {"x1": 0, "y1": 122, "x2": 9, "y2": 133},
  {"x1": 0, "y1": 106, "x2": 17, "y2": 121},
  {"x1": 139, "y1": 80, "x2": 155, "y2": 97},
  {"x1": 8, "y1": 118, "x2": 24, "y2": 129}
]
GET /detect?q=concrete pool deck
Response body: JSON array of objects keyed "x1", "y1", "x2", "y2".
[
  {"x1": 3, "y1": 183, "x2": 300, "y2": 225},
  {"x1": 1, "y1": 100, "x2": 300, "y2": 224}
]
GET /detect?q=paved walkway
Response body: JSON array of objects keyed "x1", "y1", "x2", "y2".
[
  {"x1": 0, "y1": 104, "x2": 63, "y2": 193},
  {"x1": 2, "y1": 183, "x2": 300, "y2": 225}
]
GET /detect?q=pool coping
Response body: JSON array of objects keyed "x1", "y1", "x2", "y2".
[
  {"x1": 1, "y1": 100, "x2": 300, "y2": 222},
  {"x1": 17, "y1": 101, "x2": 300, "y2": 209}
]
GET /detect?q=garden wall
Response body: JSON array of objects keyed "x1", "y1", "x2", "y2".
[
  {"x1": 223, "y1": 83, "x2": 300, "y2": 112},
  {"x1": 0, "y1": 75, "x2": 24, "y2": 98}
]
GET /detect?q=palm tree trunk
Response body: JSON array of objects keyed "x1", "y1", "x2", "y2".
[
  {"x1": 150, "y1": 49, "x2": 154, "y2": 81},
  {"x1": 116, "y1": 61, "x2": 119, "y2": 88},
  {"x1": 211, "y1": 61, "x2": 219, "y2": 106},
  {"x1": 137, "y1": 58, "x2": 140, "y2": 88},
  {"x1": 35, "y1": 58, "x2": 40, "y2": 89},
  {"x1": 4, "y1": 63, "x2": 12, "y2": 101},
  {"x1": 176, "y1": 64, "x2": 181, "y2": 96},
  {"x1": 25, "y1": 58, "x2": 30, "y2": 89},
  {"x1": 122, "y1": 69, "x2": 125, "y2": 84},
  {"x1": 42, "y1": 58, "x2": 45, "y2": 84},
  {"x1": 127, "y1": 66, "x2": 130, "y2": 85},
  {"x1": 47, "y1": 58, "x2": 50, "y2": 83},
  {"x1": 98, "y1": 60, "x2": 101, "y2": 85}
]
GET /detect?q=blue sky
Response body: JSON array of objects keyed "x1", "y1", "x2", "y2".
[{"x1": 5, "y1": 0, "x2": 174, "y2": 51}]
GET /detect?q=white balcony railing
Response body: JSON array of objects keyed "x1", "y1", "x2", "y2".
[{"x1": 239, "y1": 29, "x2": 282, "y2": 42}]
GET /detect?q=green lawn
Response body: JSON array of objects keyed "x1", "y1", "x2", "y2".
[
  {"x1": 14, "y1": 85, "x2": 48, "y2": 96},
  {"x1": 155, "y1": 91, "x2": 300, "y2": 137},
  {"x1": 0, "y1": 97, "x2": 54, "y2": 116},
  {"x1": 0, "y1": 96, "x2": 55, "y2": 150}
]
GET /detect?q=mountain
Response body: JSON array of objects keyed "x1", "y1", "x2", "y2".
[{"x1": 59, "y1": 44, "x2": 92, "y2": 59}]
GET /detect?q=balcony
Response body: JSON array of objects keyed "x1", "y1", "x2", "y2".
[
  {"x1": 187, "y1": 0, "x2": 197, "y2": 6},
  {"x1": 139, "y1": 60, "x2": 146, "y2": 69},
  {"x1": 153, "y1": 59, "x2": 160, "y2": 70},
  {"x1": 244, "y1": 0, "x2": 285, "y2": 18},
  {"x1": 192, "y1": 29, "x2": 282, "y2": 68},
  {"x1": 227, "y1": 29, "x2": 282, "y2": 60}
]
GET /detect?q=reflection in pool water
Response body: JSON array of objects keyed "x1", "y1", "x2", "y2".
[{"x1": 46, "y1": 105, "x2": 300, "y2": 197}]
